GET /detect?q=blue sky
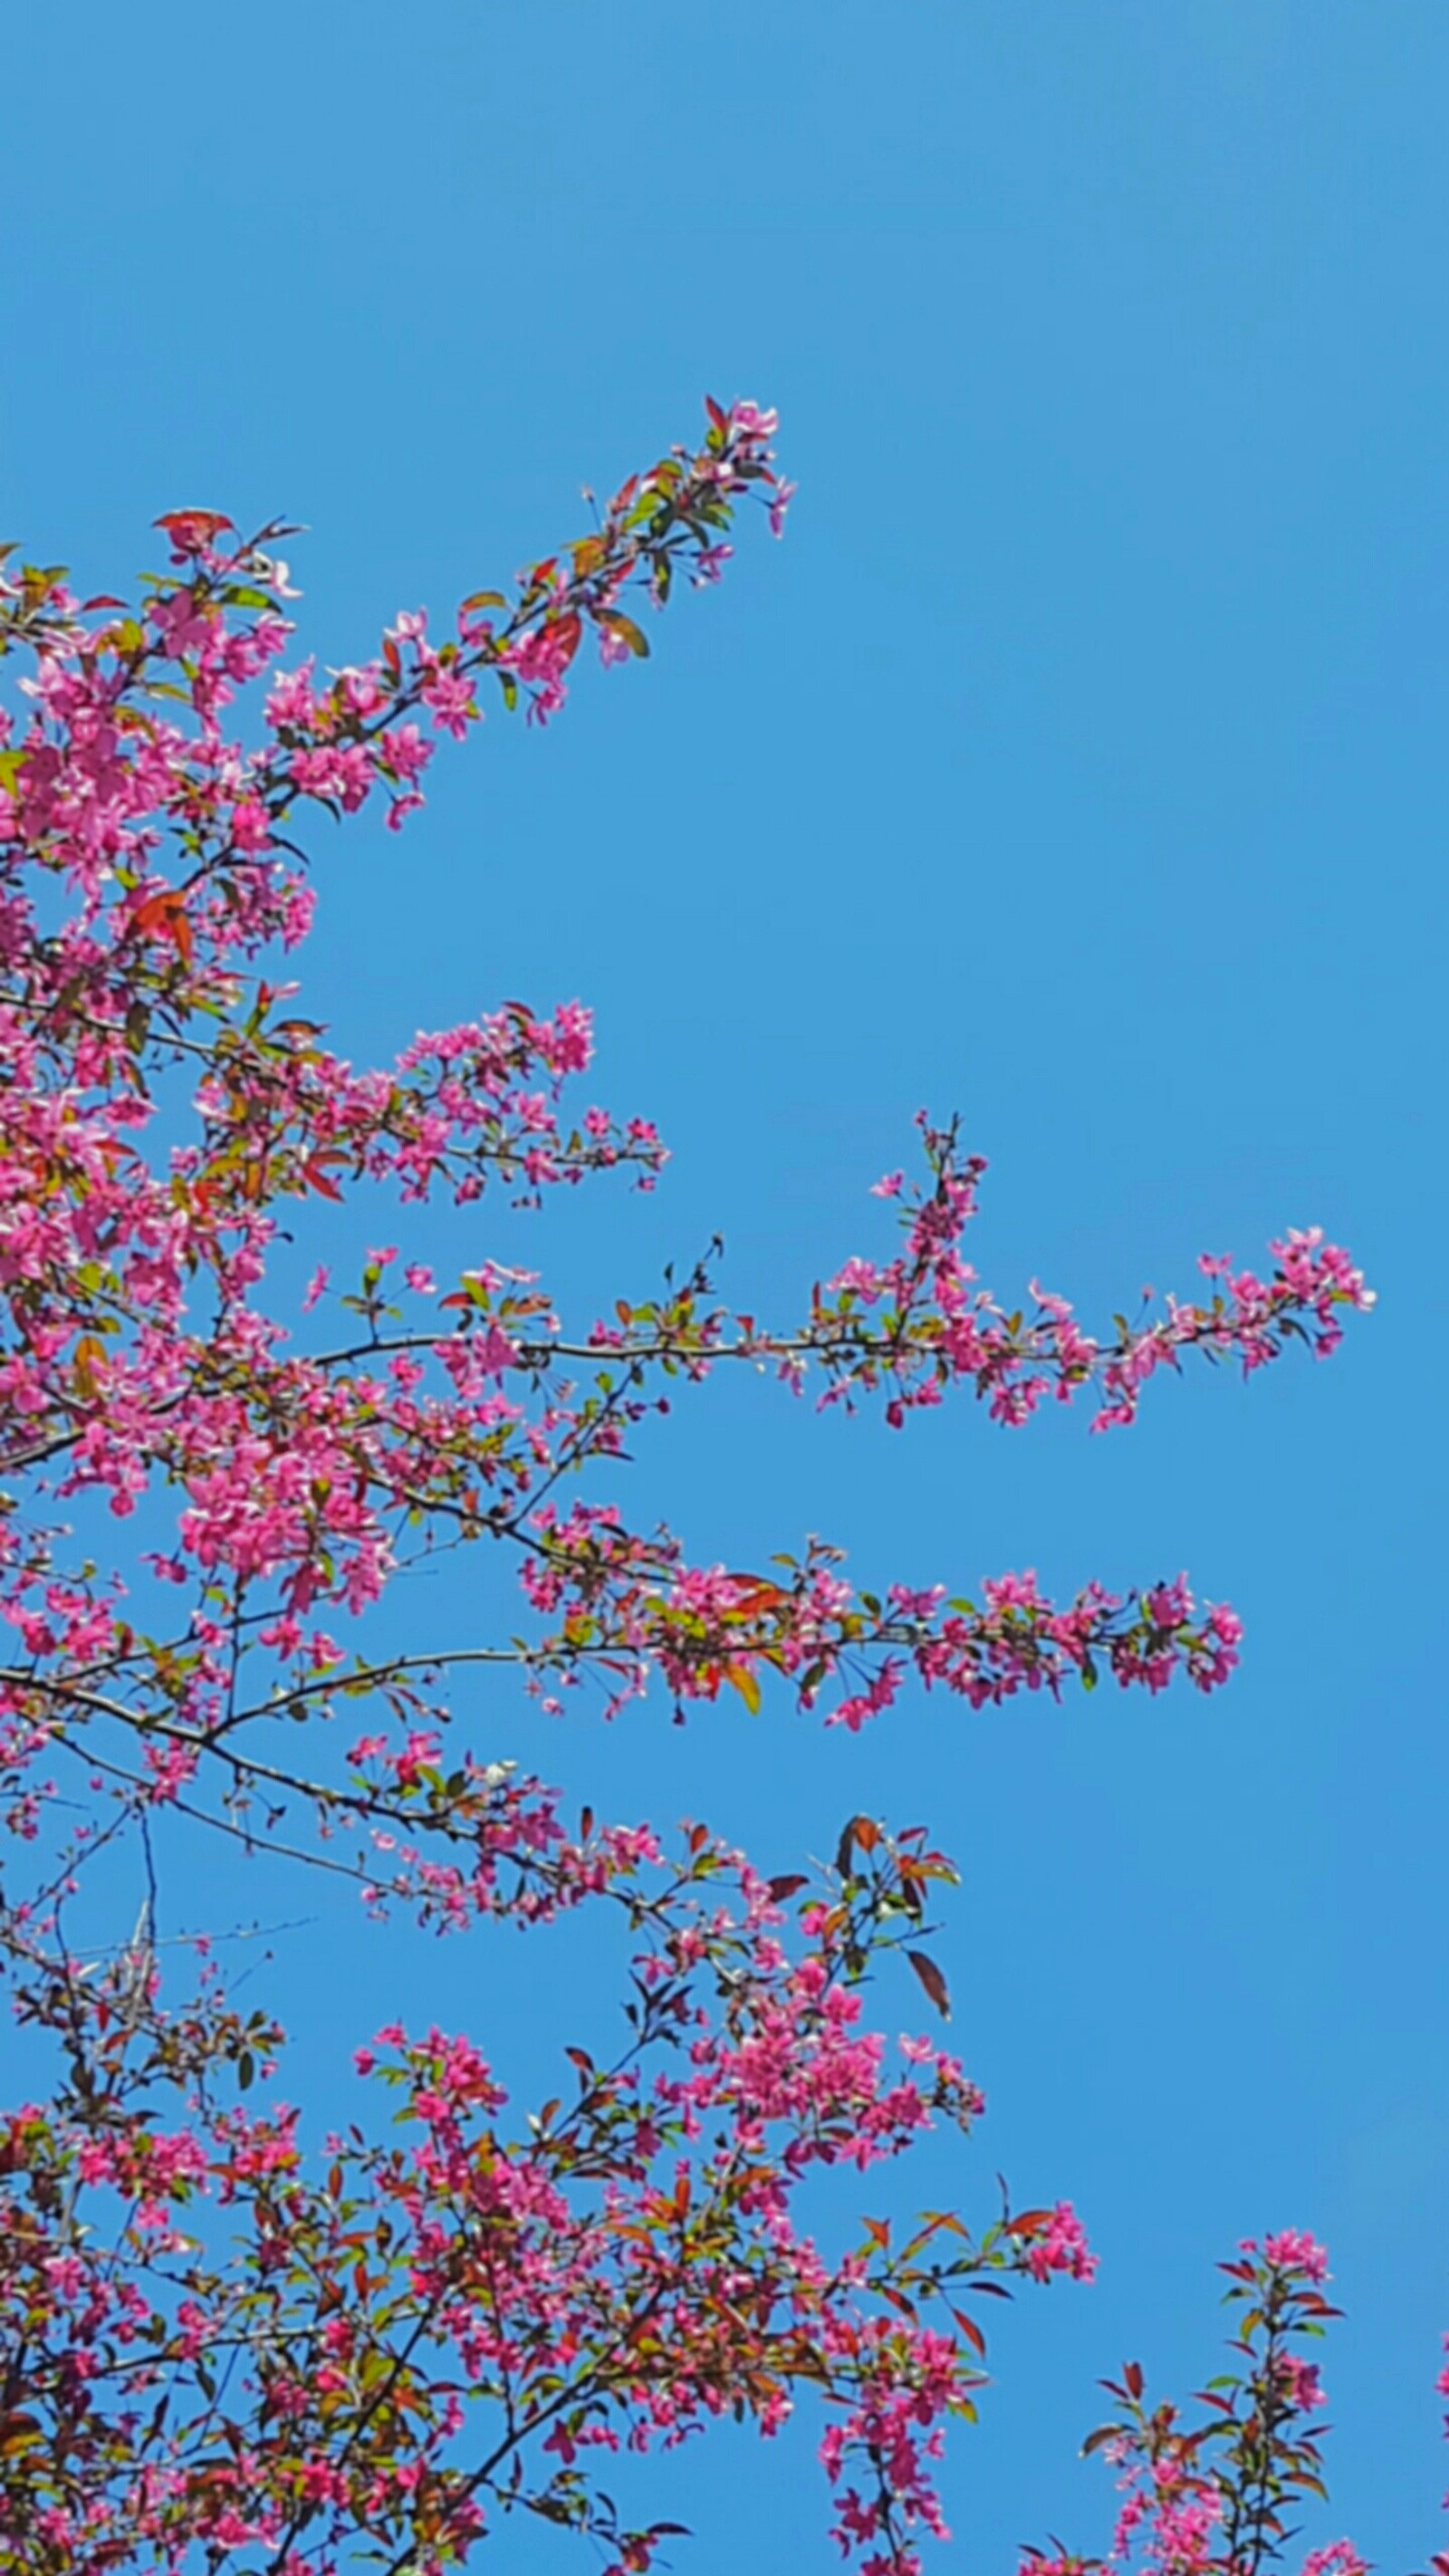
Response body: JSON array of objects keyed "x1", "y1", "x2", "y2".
[{"x1": 5, "y1": 4, "x2": 1447, "y2": 2563}]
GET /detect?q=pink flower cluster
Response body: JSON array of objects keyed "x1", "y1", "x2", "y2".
[
  {"x1": 515, "y1": 1519, "x2": 1243, "y2": 1727},
  {"x1": 0, "y1": 1814, "x2": 1072, "y2": 2574},
  {"x1": 1022, "y1": 2233, "x2": 1364, "y2": 2576},
  {"x1": 0, "y1": 409, "x2": 1387, "y2": 2576}
]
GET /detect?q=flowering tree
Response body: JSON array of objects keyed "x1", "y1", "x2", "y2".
[{"x1": 0, "y1": 397, "x2": 1404, "y2": 2576}]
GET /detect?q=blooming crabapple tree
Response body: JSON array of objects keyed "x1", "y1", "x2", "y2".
[{"x1": 0, "y1": 396, "x2": 1399, "y2": 2576}]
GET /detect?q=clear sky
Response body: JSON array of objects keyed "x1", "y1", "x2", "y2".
[{"x1": 5, "y1": 5, "x2": 1447, "y2": 2564}]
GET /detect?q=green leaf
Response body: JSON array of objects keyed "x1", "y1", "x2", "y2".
[{"x1": 601, "y1": 610, "x2": 650, "y2": 659}]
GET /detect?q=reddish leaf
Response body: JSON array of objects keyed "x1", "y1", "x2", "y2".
[
  {"x1": 907, "y1": 1949, "x2": 950, "y2": 2018},
  {"x1": 154, "y1": 507, "x2": 234, "y2": 550},
  {"x1": 132, "y1": 889, "x2": 194, "y2": 966}
]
